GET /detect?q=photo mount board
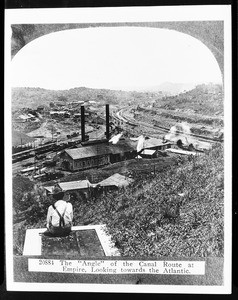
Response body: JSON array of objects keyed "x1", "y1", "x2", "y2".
[{"x1": 5, "y1": 5, "x2": 232, "y2": 294}]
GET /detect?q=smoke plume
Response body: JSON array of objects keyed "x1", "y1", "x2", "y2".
[
  {"x1": 165, "y1": 122, "x2": 193, "y2": 145},
  {"x1": 109, "y1": 132, "x2": 123, "y2": 144},
  {"x1": 130, "y1": 135, "x2": 145, "y2": 152}
]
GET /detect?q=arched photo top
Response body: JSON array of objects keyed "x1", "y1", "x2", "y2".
[{"x1": 11, "y1": 25, "x2": 223, "y2": 91}]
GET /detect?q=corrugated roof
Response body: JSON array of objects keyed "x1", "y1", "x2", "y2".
[
  {"x1": 65, "y1": 146, "x2": 110, "y2": 159},
  {"x1": 65, "y1": 140, "x2": 136, "y2": 160},
  {"x1": 59, "y1": 180, "x2": 92, "y2": 191},
  {"x1": 44, "y1": 180, "x2": 92, "y2": 193},
  {"x1": 141, "y1": 149, "x2": 156, "y2": 155},
  {"x1": 98, "y1": 173, "x2": 134, "y2": 188}
]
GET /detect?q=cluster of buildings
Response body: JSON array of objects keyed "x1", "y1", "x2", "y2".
[
  {"x1": 13, "y1": 106, "x2": 48, "y2": 126},
  {"x1": 58, "y1": 137, "x2": 172, "y2": 172},
  {"x1": 44, "y1": 173, "x2": 134, "y2": 199},
  {"x1": 13, "y1": 99, "x2": 105, "y2": 124},
  {"x1": 14, "y1": 113, "x2": 39, "y2": 123},
  {"x1": 54, "y1": 104, "x2": 171, "y2": 172}
]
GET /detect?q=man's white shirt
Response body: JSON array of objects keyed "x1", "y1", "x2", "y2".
[{"x1": 47, "y1": 200, "x2": 73, "y2": 228}]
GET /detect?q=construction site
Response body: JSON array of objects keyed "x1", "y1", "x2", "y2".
[
  {"x1": 12, "y1": 84, "x2": 224, "y2": 269},
  {"x1": 12, "y1": 100, "x2": 215, "y2": 190},
  {"x1": 12, "y1": 95, "x2": 217, "y2": 175}
]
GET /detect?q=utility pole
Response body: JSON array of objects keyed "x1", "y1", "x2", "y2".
[{"x1": 51, "y1": 126, "x2": 54, "y2": 142}]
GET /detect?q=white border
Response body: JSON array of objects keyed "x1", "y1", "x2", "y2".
[
  {"x1": 23, "y1": 225, "x2": 120, "y2": 256},
  {"x1": 5, "y1": 5, "x2": 232, "y2": 294}
]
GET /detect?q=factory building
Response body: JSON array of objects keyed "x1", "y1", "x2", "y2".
[
  {"x1": 60, "y1": 145, "x2": 111, "y2": 171},
  {"x1": 59, "y1": 103, "x2": 171, "y2": 171},
  {"x1": 58, "y1": 103, "x2": 136, "y2": 171},
  {"x1": 59, "y1": 140, "x2": 137, "y2": 171}
]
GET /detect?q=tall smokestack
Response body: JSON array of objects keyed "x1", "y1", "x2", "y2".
[
  {"x1": 81, "y1": 106, "x2": 85, "y2": 142},
  {"x1": 106, "y1": 104, "x2": 110, "y2": 140}
]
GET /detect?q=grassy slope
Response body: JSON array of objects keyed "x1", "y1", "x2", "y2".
[
  {"x1": 13, "y1": 144, "x2": 224, "y2": 257},
  {"x1": 73, "y1": 143, "x2": 224, "y2": 257}
]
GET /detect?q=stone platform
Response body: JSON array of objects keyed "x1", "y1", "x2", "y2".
[{"x1": 23, "y1": 225, "x2": 120, "y2": 256}]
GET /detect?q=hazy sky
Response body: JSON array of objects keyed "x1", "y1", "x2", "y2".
[{"x1": 11, "y1": 27, "x2": 222, "y2": 91}]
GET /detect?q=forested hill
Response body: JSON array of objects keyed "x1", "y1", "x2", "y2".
[
  {"x1": 155, "y1": 83, "x2": 223, "y2": 116},
  {"x1": 11, "y1": 87, "x2": 163, "y2": 111},
  {"x1": 12, "y1": 83, "x2": 223, "y2": 116}
]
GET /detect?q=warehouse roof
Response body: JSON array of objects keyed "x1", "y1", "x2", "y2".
[
  {"x1": 65, "y1": 146, "x2": 110, "y2": 159},
  {"x1": 65, "y1": 140, "x2": 136, "y2": 160},
  {"x1": 98, "y1": 173, "x2": 134, "y2": 188}
]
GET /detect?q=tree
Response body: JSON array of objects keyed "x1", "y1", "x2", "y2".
[{"x1": 57, "y1": 96, "x2": 67, "y2": 102}]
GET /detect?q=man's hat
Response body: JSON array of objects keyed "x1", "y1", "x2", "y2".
[{"x1": 51, "y1": 185, "x2": 63, "y2": 195}]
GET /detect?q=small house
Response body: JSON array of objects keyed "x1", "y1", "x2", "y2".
[
  {"x1": 44, "y1": 179, "x2": 93, "y2": 199},
  {"x1": 96, "y1": 173, "x2": 134, "y2": 193},
  {"x1": 140, "y1": 149, "x2": 157, "y2": 159},
  {"x1": 98, "y1": 173, "x2": 133, "y2": 188}
]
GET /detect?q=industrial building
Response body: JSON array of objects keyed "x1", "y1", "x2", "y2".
[
  {"x1": 58, "y1": 103, "x2": 137, "y2": 171},
  {"x1": 58, "y1": 137, "x2": 171, "y2": 171},
  {"x1": 59, "y1": 140, "x2": 137, "y2": 171},
  {"x1": 60, "y1": 145, "x2": 111, "y2": 171},
  {"x1": 59, "y1": 102, "x2": 172, "y2": 172}
]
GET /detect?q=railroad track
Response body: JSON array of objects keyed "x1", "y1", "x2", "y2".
[
  {"x1": 114, "y1": 108, "x2": 223, "y2": 144},
  {"x1": 12, "y1": 124, "x2": 106, "y2": 165}
]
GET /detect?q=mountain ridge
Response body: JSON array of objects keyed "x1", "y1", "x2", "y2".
[{"x1": 11, "y1": 82, "x2": 222, "y2": 111}]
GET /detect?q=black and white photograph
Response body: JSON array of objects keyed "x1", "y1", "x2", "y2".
[{"x1": 4, "y1": 5, "x2": 232, "y2": 293}]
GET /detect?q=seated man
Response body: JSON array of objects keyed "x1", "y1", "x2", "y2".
[{"x1": 44, "y1": 186, "x2": 73, "y2": 237}]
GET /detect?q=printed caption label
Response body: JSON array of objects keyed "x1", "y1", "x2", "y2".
[{"x1": 28, "y1": 259, "x2": 205, "y2": 275}]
